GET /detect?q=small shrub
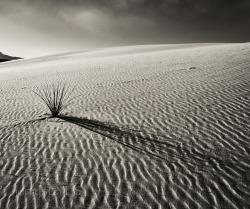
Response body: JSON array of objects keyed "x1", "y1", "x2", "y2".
[{"x1": 32, "y1": 82, "x2": 78, "y2": 117}]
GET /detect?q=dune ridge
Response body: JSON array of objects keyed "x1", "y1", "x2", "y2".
[{"x1": 0, "y1": 43, "x2": 250, "y2": 208}]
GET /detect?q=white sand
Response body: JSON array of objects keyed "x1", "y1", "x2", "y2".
[{"x1": 0, "y1": 43, "x2": 250, "y2": 208}]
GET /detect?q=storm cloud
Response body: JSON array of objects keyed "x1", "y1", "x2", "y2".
[{"x1": 1, "y1": 0, "x2": 249, "y2": 57}]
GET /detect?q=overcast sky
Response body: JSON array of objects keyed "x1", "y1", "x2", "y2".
[{"x1": 1, "y1": 0, "x2": 250, "y2": 58}]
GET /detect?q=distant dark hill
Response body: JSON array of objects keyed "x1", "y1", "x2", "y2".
[{"x1": 0, "y1": 52, "x2": 22, "y2": 63}]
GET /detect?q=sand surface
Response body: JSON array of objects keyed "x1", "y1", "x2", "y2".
[{"x1": 0, "y1": 43, "x2": 250, "y2": 208}]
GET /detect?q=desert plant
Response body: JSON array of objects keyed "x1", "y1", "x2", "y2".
[{"x1": 32, "y1": 82, "x2": 78, "y2": 117}]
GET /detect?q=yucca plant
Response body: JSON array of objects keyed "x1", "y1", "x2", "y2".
[{"x1": 32, "y1": 82, "x2": 78, "y2": 117}]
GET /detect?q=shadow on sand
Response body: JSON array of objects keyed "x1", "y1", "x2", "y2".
[{"x1": 58, "y1": 115, "x2": 185, "y2": 162}]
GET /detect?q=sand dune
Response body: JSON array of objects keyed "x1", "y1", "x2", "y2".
[{"x1": 0, "y1": 43, "x2": 250, "y2": 208}]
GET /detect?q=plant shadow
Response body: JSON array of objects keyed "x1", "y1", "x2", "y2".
[{"x1": 58, "y1": 115, "x2": 184, "y2": 162}]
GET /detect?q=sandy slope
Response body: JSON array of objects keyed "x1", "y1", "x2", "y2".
[{"x1": 0, "y1": 43, "x2": 250, "y2": 208}]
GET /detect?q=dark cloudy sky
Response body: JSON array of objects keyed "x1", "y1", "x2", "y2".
[{"x1": 1, "y1": 0, "x2": 250, "y2": 58}]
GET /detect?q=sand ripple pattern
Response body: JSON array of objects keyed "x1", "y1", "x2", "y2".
[{"x1": 0, "y1": 43, "x2": 250, "y2": 208}]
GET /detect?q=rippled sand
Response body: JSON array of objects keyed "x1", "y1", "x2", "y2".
[{"x1": 0, "y1": 43, "x2": 250, "y2": 208}]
